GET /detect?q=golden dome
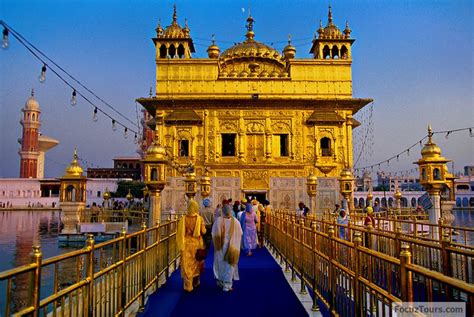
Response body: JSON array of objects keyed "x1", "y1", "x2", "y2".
[
  {"x1": 340, "y1": 168, "x2": 352, "y2": 179},
  {"x1": 146, "y1": 133, "x2": 167, "y2": 160},
  {"x1": 220, "y1": 15, "x2": 284, "y2": 66},
  {"x1": 207, "y1": 36, "x2": 220, "y2": 58},
  {"x1": 25, "y1": 89, "x2": 40, "y2": 111},
  {"x1": 318, "y1": 5, "x2": 345, "y2": 40},
  {"x1": 63, "y1": 149, "x2": 84, "y2": 178},
  {"x1": 159, "y1": 5, "x2": 188, "y2": 39},
  {"x1": 283, "y1": 36, "x2": 296, "y2": 59},
  {"x1": 421, "y1": 125, "x2": 442, "y2": 158}
]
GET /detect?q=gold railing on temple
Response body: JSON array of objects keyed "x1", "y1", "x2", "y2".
[
  {"x1": 265, "y1": 210, "x2": 474, "y2": 316},
  {"x1": 0, "y1": 219, "x2": 179, "y2": 316},
  {"x1": 81, "y1": 208, "x2": 149, "y2": 225}
]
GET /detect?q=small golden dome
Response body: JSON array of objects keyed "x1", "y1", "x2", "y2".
[
  {"x1": 126, "y1": 189, "x2": 134, "y2": 201},
  {"x1": 283, "y1": 35, "x2": 296, "y2": 59},
  {"x1": 146, "y1": 133, "x2": 167, "y2": 160},
  {"x1": 421, "y1": 125, "x2": 442, "y2": 158},
  {"x1": 103, "y1": 189, "x2": 111, "y2": 200},
  {"x1": 63, "y1": 149, "x2": 84, "y2": 177},
  {"x1": 340, "y1": 168, "x2": 352, "y2": 179},
  {"x1": 318, "y1": 5, "x2": 345, "y2": 40},
  {"x1": 394, "y1": 189, "x2": 402, "y2": 200},
  {"x1": 207, "y1": 36, "x2": 220, "y2": 58},
  {"x1": 160, "y1": 5, "x2": 188, "y2": 39}
]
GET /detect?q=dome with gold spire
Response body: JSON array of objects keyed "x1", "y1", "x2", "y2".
[
  {"x1": 219, "y1": 15, "x2": 286, "y2": 78},
  {"x1": 318, "y1": 5, "x2": 344, "y2": 39},
  {"x1": 207, "y1": 35, "x2": 220, "y2": 58},
  {"x1": 146, "y1": 133, "x2": 167, "y2": 160},
  {"x1": 283, "y1": 35, "x2": 296, "y2": 59},
  {"x1": 158, "y1": 5, "x2": 189, "y2": 39},
  {"x1": 421, "y1": 125, "x2": 442, "y2": 159},
  {"x1": 63, "y1": 149, "x2": 84, "y2": 178}
]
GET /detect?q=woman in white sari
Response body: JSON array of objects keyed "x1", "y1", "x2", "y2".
[{"x1": 212, "y1": 204, "x2": 243, "y2": 292}]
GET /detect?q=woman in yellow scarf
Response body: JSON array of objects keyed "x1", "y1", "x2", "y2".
[{"x1": 177, "y1": 199, "x2": 206, "y2": 292}]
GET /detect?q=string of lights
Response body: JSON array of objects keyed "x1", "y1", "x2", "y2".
[
  {"x1": 354, "y1": 126, "x2": 474, "y2": 173},
  {"x1": 1, "y1": 20, "x2": 140, "y2": 141}
]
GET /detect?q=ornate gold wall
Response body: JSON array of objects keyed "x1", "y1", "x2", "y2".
[{"x1": 138, "y1": 7, "x2": 372, "y2": 208}]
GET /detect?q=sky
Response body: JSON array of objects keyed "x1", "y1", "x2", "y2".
[{"x1": 0, "y1": 0, "x2": 472, "y2": 178}]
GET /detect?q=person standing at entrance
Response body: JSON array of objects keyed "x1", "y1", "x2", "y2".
[
  {"x1": 200, "y1": 198, "x2": 214, "y2": 250},
  {"x1": 177, "y1": 199, "x2": 206, "y2": 292},
  {"x1": 212, "y1": 204, "x2": 243, "y2": 292},
  {"x1": 240, "y1": 203, "x2": 258, "y2": 256}
]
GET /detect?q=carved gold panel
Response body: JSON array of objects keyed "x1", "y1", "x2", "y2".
[
  {"x1": 246, "y1": 134, "x2": 265, "y2": 163},
  {"x1": 242, "y1": 170, "x2": 269, "y2": 189}
]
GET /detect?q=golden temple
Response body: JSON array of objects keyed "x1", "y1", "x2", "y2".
[{"x1": 137, "y1": 5, "x2": 372, "y2": 210}]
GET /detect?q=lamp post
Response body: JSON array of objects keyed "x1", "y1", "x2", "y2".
[
  {"x1": 339, "y1": 168, "x2": 354, "y2": 214},
  {"x1": 184, "y1": 170, "x2": 197, "y2": 199},
  {"x1": 415, "y1": 125, "x2": 450, "y2": 240},
  {"x1": 200, "y1": 168, "x2": 211, "y2": 199},
  {"x1": 367, "y1": 189, "x2": 373, "y2": 208},
  {"x1": 306, "y1": 172, "x2": 318, "y2": 216},
  {"x1": 103, "y1": 188, "x2": 111, "y2": 208},
  {"x1": 143, "y1": 129, "x2": 168, "y2": 228}
]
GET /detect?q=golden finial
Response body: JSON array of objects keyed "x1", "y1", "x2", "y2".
[
  {"x1": 172, "y1": 4, "x2": 177, "y2": 24},
  {"x1": 428, "y1": 124, "x2": 433, "y2": 143},
  {"x1": 328, "y1": 5, "x2": 333, "y2": 25},
  {"x1": 73, "y1": 148, "x2": 78, "y2": 161},
  {"x1": 288, "y1": 34, "x2": 292, "y2": 45},
  {"x1": 149, "y1": 87, "x2": 152, "y2": 97},
  {"x1": 31, "y1": 88, "x2": 34, "y2": 97},
  {"x1": 211, "y1": 34, "x2": 216, "y2": 44}
]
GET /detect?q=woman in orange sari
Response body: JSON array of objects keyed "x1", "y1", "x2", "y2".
[{"x1": 177, "y1": 199, "x2": 206, "y2": 292}]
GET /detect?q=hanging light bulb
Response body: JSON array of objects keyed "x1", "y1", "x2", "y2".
[
  {"x1": 2, "y1": 27, "x2": 9, "y2": 49},
  {"x1": 39, "y1": 64, "x2": 47, "y2": 83},
  {"x1": 92, "y1": 107, "x2": 98, "y2": 122},
  {"x1": 124, "y1": 127, "x2": 128, "y2": 139},
  {"x1": 70, "y1": 89, "x2": 77, "y2": 106},
  {"x1": 112, "y1": 119, "x2": 117, "y2": 131}
]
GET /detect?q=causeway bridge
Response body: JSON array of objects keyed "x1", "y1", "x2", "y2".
[{"x1": 0, "y1": 208, "x2": 473, "y2": 317}]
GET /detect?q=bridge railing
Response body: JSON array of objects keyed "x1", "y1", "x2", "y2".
[
  {"x1": 265, "y1": 210, "x2": 474, "y2": 316},
  {"x1": 300, "y1": 210, "x2": 474, "y2": 284},
  {"x1": 81, "y1": 208, "x2": 149, "y2": 226},
  {"x1": 0, "y1": 219, "x2": 179, "y2": 316}
]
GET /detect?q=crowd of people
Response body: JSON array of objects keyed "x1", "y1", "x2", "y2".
[{"x1": 176, "y1": 197, "x2": 273, "y2": 293}]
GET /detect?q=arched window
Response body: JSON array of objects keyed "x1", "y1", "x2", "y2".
[
  {"x1": 411, "y1": 197, "x2": 417, "y2": 207},
  {"x1": 433, "y1": 168, "x2": 441, "y2": 180},
  {"x1": 159, "y1": 44, "x2": 167, "y2": 58},
  {"x1": 388, "y1": 198, "x2": 393, "y2": 207},
  {"x1": 320, "y1": 137, "x2": 331, "y2": 156},
  {"x1": 66, "y1": 185, "x2": 76, "y2": 202},
  {"x1": 32, "y1": 113, "x2": 36, "y2": 121},
  {"x1": 462, "y1": 197, "x2": 468, "y2": 207},
  {"x1": 151, "y1": 168, "x2": 158, "y2": 181},
  {"x1": 359, "y1": 198, "x2": 365, "y2": 208},
  {"x1": 456, "y1": 197, "x2": 461, "y2": 207},
  {"x1": 340, "y1": 45, "x2": 348, "y2": 59},
  {"x1": 331, "y1": 45, "x2": 339, "y2": 59},
  {"x1": 177, "y1": 44, "x2": 185, "y2": 58},
  {"x1": 381, "y1": 197, "x2": 387, "y2": 207},
  {"x1": 323, "y1": 45, "x2": 330, "y2": 59},
  {"x1": 129, "y1": 163, "x2": 133, "y2": 169},
  {"x1": 169, "y1": 45, "x2": 176, "y2": 58},
  {"x1": 421, "y1": 168, "x2": 427, "y2": 181}
]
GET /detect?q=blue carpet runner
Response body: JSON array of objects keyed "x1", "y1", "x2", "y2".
[{"x1": 140, "y1": 246, "x2": 309, "y2": 317}]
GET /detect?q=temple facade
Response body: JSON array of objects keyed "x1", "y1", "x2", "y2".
[{"x1": 137, "y1": 6, "x2": 372, "y2": 211}]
